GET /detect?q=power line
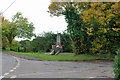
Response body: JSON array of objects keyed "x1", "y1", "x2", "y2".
[{"x1": 2, "y1": 0, "x2": 17, "y2": 14}]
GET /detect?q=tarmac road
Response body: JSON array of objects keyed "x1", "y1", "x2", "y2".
[{"x1": 0, "y1": 52, "x2": 115, "y2": 79}]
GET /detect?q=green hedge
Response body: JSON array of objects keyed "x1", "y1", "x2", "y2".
[{"x1": 113, "y1": 48, "x2": 120, "y2": 80}]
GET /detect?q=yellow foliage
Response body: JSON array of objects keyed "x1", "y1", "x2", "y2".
[
  {"x1": 101, "y1": 4, "x2": 106, "y2": 10},
  {"x1": 2, "y1": 36, "x2": 9, "y2": 48},
  {"x1": 112, "y1": 28, "x2": 120, "y2": 31},
  {"x1": 90, "y1": 48, "x2": 97, "y2": 53},
  {"x1": 103, "y1": 28, "x2": 107, "y2": 33},
  {"x1": 87, "y1": 32, "x2": 93, "y2": 35}
]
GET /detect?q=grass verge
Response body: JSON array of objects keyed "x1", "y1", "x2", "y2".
[{"x1": 3, "y1": 50, "x2": 114, "y2": 61}]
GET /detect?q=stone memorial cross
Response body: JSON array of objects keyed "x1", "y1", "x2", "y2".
[{"x1": 50, "y1": 33, "x2": 63, "y2": 55}]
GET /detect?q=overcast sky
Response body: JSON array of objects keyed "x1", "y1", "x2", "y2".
[{"x1": 0, "y1": 0, "x2": 67, "y2": 41}]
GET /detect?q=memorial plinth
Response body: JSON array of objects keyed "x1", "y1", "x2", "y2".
[{"x1": 50, "y1": 33, "x2": 64, "y2": 55}]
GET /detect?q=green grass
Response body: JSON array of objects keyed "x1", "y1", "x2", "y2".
[
  {"x1": 87, "y1": 53, "x2": 115, "y2": 60},
  {"x1": 5, "y1": 48, "x2": 10, "y2": 51},
  {"x1": 5, "y1": 50, "x2": 114, "y2": 61}
]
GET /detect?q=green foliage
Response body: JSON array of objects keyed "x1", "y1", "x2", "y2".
[
  {"x1": 61, "y1": 32, "x2": 72, "y2": 52},
  {"x1": 12, "y1": 12, "x2": 35, "y2": 39},
  {"x1": 43, "y1": 32, "x2": 57, "y2": 52},
  {"x1": 48, "y1": 2, "x2": 120, "y2": 55},
  {"x1": 1, "y1": 17, "x2": 10, "y2": 49},
  {"x1": 30, "y1": 32, "x2": 56, "y2": 52},
  {"x1": 32, "y1": 36, "x2": 48, "y2": 52},
  {"x1": 113, "y1": 48, "x2": 120, "y2": 80},
  {"x1": 64, "y1": 6, "x2": 90, "y2": 55},
  {"x1": 19, "y1": 32, "x2": 72, "y2": 53},
  {"x1": 2, "y1": 12, "x2": 35, "y2": 50},
  {"x1": 11, "y1": 40, "x2": 20, "y2": 52},
  {"x1": 19, "y1": 40, "x2": 32, "y2": 52},
  {"x1": 81, "y1": 2, "x2": 120, "y2": 54}
]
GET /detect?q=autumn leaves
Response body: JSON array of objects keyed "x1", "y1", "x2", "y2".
[{"x1": 48, "y1": 2, "x2": 120, "y2": 55}]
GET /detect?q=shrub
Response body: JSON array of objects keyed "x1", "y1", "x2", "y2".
[
  {"x1": 11, "y1": 40, "x2": 20, "y2": 51},
  {"x1": 113, "y1": 48, "x2": 120, "y2": 80}
]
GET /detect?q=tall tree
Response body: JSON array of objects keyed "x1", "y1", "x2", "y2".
[
  {"x1": 64, "y1": 6, "x2": 89, "y2": 54},
  {"x1": 48, "y1": 2, "x2": 120, "y2": 54},
  {"x1": 61, "y1": 32, "x2": 72, "y2": 52},
  {"x1": 81, "y1": 2, "x2": 120, "y2": 54},
  {"x1": 48, "y1": 2, "x2": 90, "y2": 55},
  {"x1": 4, "y1": 12, "x2": 35, "y2": 50},
  {"x1": 1, "y1": 17, "x2": 10, "y2": 49}
]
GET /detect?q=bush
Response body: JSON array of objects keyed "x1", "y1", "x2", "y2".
[
  {"x1": 113, "y1": 48, "x2": 120, "y2": 80},
  {"x1": 11, "y1": 40, "x2": 20, "y2": 51}
]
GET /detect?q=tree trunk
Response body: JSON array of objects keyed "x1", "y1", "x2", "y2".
[
  {"x1": 10, "y1": 42, "x2": 13, "y2": 51},
  {"x1": 18, "y1": 47, "x2": 20, "y2": 52}
]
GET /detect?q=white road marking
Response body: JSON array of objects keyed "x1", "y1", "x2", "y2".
[
  {"x1": 13, "y1": 68, "x2": 17, "y2": 70},
  {"x1": 10, "y1": 75, "x2": 16, "y2": 79},
  {"x1": 4, "y1": 73, "x2": 9, "y2": 76},
  {"x1": 89, "y1": 77, "x2": 95, "y2": 78},
  {"x1": 1, "y1": 56, "x2": 20, "y2": 79},
  {"x1": 0, "y1": 76, "x2": 4, "y2": 79},
  {"x1": 9, "y1": 70, "x2": 14, "y2": 72}
]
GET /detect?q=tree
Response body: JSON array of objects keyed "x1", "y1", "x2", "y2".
[
  {"x1": 61, "y1": 32, "x2": 72, "y2": 52},
  {"x1": 48, "y1": 2, "x2": 120, "y2": 54},
  {"x1": 4, "y1": 12, "x2": 35, "y2": 50},
  {"x1": 81, "y1": 2, "x2": 120, "y2": 54},
  {"x1": 31, "y1": 32, "x2": 56, "y2": 52},
  {"x1": 48, "y1": 2, "x2": 86, "y2": 17},
  {"x1": 11, "y1": 40, "x2": 20, "y2": 51},
  {"x1": 48, "y1": 2, "x2": 90, "y2": 55},
  {"x1": 19, "y1": 40, "x2": 32, "y2": 52},
  {"x1": 32, "y1": 36, "x2": 49, "y2": 52},
  {"x1": 64, "y1": 6, "x2": 89, "y2": 54},
  {"x1": 1, "y1": 17, "x2": 10, "y2": 49}
]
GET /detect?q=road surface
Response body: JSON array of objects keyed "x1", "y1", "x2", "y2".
[{"x1": 0, "y1": 52, "x2": 115, "y2": 79}]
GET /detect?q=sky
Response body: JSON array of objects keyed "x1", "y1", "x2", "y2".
[{"x1": 0, "y1": 0, "x2": 67, "y2": 41}]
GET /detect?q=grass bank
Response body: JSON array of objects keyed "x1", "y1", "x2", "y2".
[{"x1": 3, "y1": 50, "x2": 114, "y2": 61}]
